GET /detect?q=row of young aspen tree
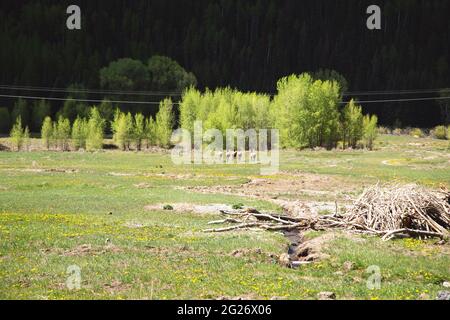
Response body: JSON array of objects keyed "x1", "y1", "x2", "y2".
[
  {"x1": 8, "y1": 73, "x2": 379, "y2": 151},
  {"x1": 8, "y1": 99, "x2": 174, "y2": 151},
  {"x1": 179, "y1": 73, "x2": 378, "y2": 150}
]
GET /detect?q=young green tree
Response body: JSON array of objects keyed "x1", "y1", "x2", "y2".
[
  {"x1": 41, "y1": 116, "x2": 53, "y2": 150},
  {"x1": 72, "y1": 117, "x2": 88, "y2": 150},
  {"x1": 313, "y1": 69, "x2": 348, "y2": 96},
  {"x1": 86, "y1": 107, "x2": 105, "y2": 151},
  {"x1": 10, "y1": 116, "x2": 24, "y2": 151},
  {"x1": 55, "y1": 116, "x2": 71, "y2": 151},
  {"x1": 112, "y1": 111, "x2": 134, "y2": 151},
  {"x1": 363, "y1": 114, "x2": 378, "y2": 150},
  {"x1": 134, "y1": 113, "x2": 145, "y2": 151},
  {"x1": 179, "y1": 87, "x2": 201, "y2": 133},
  {"x1": 341, "y1": 99, "x2": 364, "y2": 149},
  {"x1": 178, "y1": 88, "x2": 272, "y2": 140},
  {"x1": 23, "y1": 126, "x2": 30, "y2": 151},
  {"x1": 11, "y1": 99, "x2": 30, "y2": 129},
  {"x1": 125, "y1": 112, "x2": 134, "y2": 150},
  {"x1": 155, "y1": 98, "x2": 175, "y2": 148},
  {"x1": 251, "y1": 93, "x2": 272, "y2": 130},
  {"x1": 112, "y1": 112, "x2": 127, "y2": 150},
  {"x1": 272, "y1": 74, "x2": 340, "y2": 149},
  {"x1": 145, "y1": 116, "x2": 156, "y2": 148},
  {"x1": 111, "y1": 109, "x2": 121, "y2": 138},
  {"x1": 204, "y1": 89, "x2": 236, "y2": 133}
]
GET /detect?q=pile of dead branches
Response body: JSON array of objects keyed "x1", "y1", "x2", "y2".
[
  {"x1": 319, "y1": 184, "x2": 450, "y2": 240},
  {"x1": 203, "y1": 209, "x2": 318, "y2": 233},
  {"x1": 204, "y1": 184, "x2": 450, "y2": 241}
]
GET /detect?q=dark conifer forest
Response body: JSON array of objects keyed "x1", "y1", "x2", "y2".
[{"x1": 0, "y1": 0, "x2": 449, "y2": 128}]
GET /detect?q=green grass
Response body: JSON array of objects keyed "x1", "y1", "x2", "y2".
[{"x1": 0, "y1": 135, "x2": 449, "y2": 299}]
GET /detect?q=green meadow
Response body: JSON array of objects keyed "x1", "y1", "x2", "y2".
[{"x1": 0, "y1": 135, "x2": 449, "y2": 299}]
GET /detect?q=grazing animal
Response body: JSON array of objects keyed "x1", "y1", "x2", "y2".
[
  {"x1": 237, "y1": 151, "x2": 243, "y2": 162},
  {"x1": 250, "y1": 150, "x2": 257, "y2": 163},
  {"x1": 226, "y1": 150, "x2": 233, "y2": 162}
]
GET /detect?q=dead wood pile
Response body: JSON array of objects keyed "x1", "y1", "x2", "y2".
[
  {"x1": 322, "y1": 184, "x2": 450, "y2": 240},
  {"x1": 204, "y1": 184, "x2": 450, "y2": 241}
]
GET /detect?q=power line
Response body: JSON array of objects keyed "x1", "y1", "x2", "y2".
[
  {"x1": 0, "y1": 85, "x2": 182, "y2": 96},
  {"x1": 268, "y1": 89, "x2": 448, "y2": 97},
  {"x1": 0, "y1": 94, "x2": 179, "y2": 105},
  {"x1": 342, "y1": 88, "x2": 448, "y2": 96},
  {"x1": 1, "y1": 93, "x2": 450, "y2": 105},
  {"x1": 339, "y1": 96, "x2": 450, "y2": 104},
  {"x1": 1, "y1": 83, "x2": 449, "y2": 97}
]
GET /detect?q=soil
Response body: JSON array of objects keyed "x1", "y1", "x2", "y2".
[
  {"x1": 144, "y1": 203, "x2": 235, "y2": 214},
  {"x1": 291, "y1": 233, "x2": 335, "y2": 263},
  {"x1": 182, "y1": 173, "x2": 354, "y2": 216},
  {"x1": 55, "y1": 244, "x2": 124, "y2": 256},
  {"x1": 103, "y1": 280, "x2": 131, "y2": 293},
  {"x1": 2, "y1": 168, "x2": 79, "y2": 174}
]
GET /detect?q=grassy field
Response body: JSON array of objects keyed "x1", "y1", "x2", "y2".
[{"x1": 0, "y1": 135, "x2": 449, "y2": 300}]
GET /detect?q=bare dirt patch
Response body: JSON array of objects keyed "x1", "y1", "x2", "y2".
[
  {"x1": 144, "y1": 203, "x2": 234, "y2": 214},
  {"x1": 291, "y1": 231, "x2": 367, "y2": 265},
  {"x1": 46, "y1": 244, "x2": 124, "y2": 257},
  {"x1": 103, "y1": 280, "x2": 131, "y2": 294},
  {"x1": 141, "y1": 244, "x2": 195, "y2": 256},
  {"x1": 229, "y1": 248, "x2": 278, "y2": 263},
  {"x1": 292, "y1": 233, "x2": 335, "y2": 262},
  {"x1": 4, "y1": 168, "x2": 79, "y2": 174},
  {"x1": 124, "y1": 222, "x2": 146, "y2": 228},
  {"x1": 182, "y1": 172, "x2": 355, "y2": 216},
  {"x1": 108, "y1": 172, "x2": 135, "y2": 177},
  {"x1": 134, "y1": 182, "x2": 154, "y2": 189}
]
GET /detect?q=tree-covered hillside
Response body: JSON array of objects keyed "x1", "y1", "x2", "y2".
[{"x1": 0, "y1": 0, "x2": 449, "y2": 127}]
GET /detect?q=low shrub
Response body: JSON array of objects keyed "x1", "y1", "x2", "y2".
[
  {"x1": 377, "y1": 126, "x2": 390, "y2": 135},
  {"x1": 409, "y1": 128, "x2": 425, "y2": 138},
  {"x1": 432, "y1": 125, "x2": 448, "y2": 140},
  {"x1": 232, "y1": 203, "x2": 244, "y2": 210},
  {"x1": 392, "y1": 128, "x2": 403, "y2": 136}
]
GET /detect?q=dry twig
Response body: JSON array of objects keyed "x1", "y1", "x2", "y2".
[{"x1": 204, "y1": 184, "x2": 450, "y2": 241}]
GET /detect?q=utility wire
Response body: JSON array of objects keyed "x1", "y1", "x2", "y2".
[
  {"x1": 1, "y1": 93, "x2": 450, "y2": 105},
  {"x1": 339, "y1": 96, "x2": 450, "y2": 104},
  {"x1": 0, "y1": 84, "x2": 448, "y2": 97},
  {"x1": 0, "y1": 94, "x2": 180, "y2": 105},
  {"x1": 0, "y1": 85, "x2": 182, "y2": 96},
  {"x1": 342, "y1": 89, "x2": 448, "y2": 96}
]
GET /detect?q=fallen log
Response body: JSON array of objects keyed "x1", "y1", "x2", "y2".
[
  {"x1": 381, "y1": 228, "x2": 447, "y2": 241},
  {"x1": 207, "y1": 218, "x2": 241, "y2": 225},
  {"x1": 203, "y1": 222, "x2": 261, "y2": 233}
]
